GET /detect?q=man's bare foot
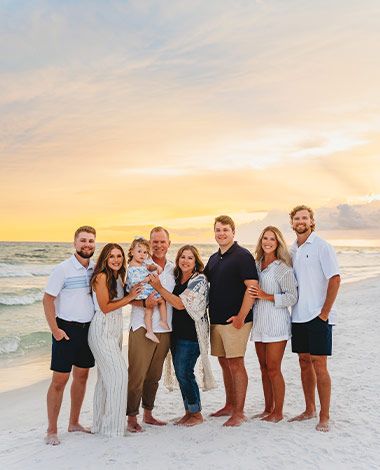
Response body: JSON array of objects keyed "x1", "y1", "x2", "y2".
[
  {"x1": 288, "y1": 411, "x2": 317, "y2": 422},
  {"x1": 143, "y1": 413, "x2": 167, "y2": 426},
  {"x1": 159, "y1": 321, "x2": 170, "y2": 330},
  {"x1": 145, "y1": 332, "x2": 160, "y2": 343},
  {"x1": 261, "y1": 412, "x2": 283, "y2": 423},
  {"x1": 174, "y1": 413, "x2": 191, "y2": 425},
  {"x1": 223, "y1": 413, "x2": 247, "y2": 427},
  {"x1": 210, "y1": 405, "x2": 234, "y2": 417},
  {"x1": 127, "y1": 421, "x2": 144, "y2": 433},
  {"x1": 184, "y1": 413, "x2": 203, "y2": 427},
  {"x1": 45, "y1": 433, "x2": 60, "y2": 445},
  {"x1": 316, "y1": 417, "x2": 330, "y2": 432},
  {"x1": 68, "y1": 424, "x2": 91, "y2": 433},
  {"x1": 252, "y1": 410, "x2": 273, "y2": 419}
]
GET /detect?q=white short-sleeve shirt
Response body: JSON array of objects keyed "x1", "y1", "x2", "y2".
[
  {"x1": 45, "y1": 255, "x2": 95, "y2": 323},
  {"x1": 129, "y1": 259, "x2": 175, "y2": 333},
  {"x1": 291, "y1": 232, "x2": 340, "y2": 325}
]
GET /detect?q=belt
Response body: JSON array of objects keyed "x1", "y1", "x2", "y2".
[{"x1": 57, "y1": 318, "x2": 91, "y2": 328}]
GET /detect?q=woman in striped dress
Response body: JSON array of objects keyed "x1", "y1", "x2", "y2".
[
  {"x1": 249, "y1": 226, "x2": 297, "y2": 423},
  {"x1": 88, "y1": 244, "x2": 141, "y2": 437}
]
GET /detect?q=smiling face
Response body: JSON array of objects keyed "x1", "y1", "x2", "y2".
[
  {"x1": 214, "y1": 222, "x2": 235, "y2": 249},
  {"x1": 178, "y1": 249, "x2": 196, "y2": 276},
  {"x1": 74, "y1": 231, "x2": 96, "y2": 259},
  {"x1": 291, "y1": 209, "x2": 314, "y2": 235},
  {"x1": 261, "y1": 230, "x2": 278, "y2": 256},
  {"x1": 150, "y1": 229, "x2": 170, "y2": 261},
  {"x1": 131, "y1": 243, "x2": 149, "y2": 264},
  {"x1": 107, "y1": 248, "x2": 124, "y2": 273}
]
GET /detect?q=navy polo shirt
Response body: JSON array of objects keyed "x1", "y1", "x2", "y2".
[{"x1": 204, "y1": 242, "x2": 258, "y2": 325}]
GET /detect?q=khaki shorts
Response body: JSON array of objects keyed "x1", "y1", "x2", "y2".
[{"x1": 210, "y1": 322, "x2": 253, "y2": 358}]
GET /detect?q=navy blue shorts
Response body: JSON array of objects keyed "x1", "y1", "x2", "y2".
[
  {"x1": 291, "y1": 316, "x2": 333, "y2": 356},
  {"x1": 50, "y1": 317, "x2": 95, "y2": 373}
]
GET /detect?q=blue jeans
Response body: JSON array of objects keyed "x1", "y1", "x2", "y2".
[{"x1": 172, "y1": 339, "x2": 201, "y2": 413}]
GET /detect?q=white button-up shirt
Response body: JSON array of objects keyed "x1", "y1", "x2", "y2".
[
  {"x1": 129, "y1": 259, "x2": 175, "y2": 333},
  {"x1": 45, "y1": 255, "x2": 95, "y2": 322},
  {"x1": 291, "y1": 232, "x2": 340, "y2": 325}
]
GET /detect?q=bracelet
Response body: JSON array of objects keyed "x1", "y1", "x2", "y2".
[{"x1": 142, "y1": 298, "x2": 146, "y2": 308}]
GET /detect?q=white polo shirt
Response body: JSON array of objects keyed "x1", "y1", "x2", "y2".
[
  {"x1": 291, "y1": 232, "x2": 340, "y2": 325},
  {"x1": 129, "y1": 259, "x2": 175, "y2": 333},
  {"x1": 45, "y1": 255, "x2": 95, "y2": 323}
]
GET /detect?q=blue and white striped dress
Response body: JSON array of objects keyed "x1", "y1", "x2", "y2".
[
  {"x1": 88, "y1": 277, "x2": 127, "y2": 437},
  {"x1": 251, "y1": 260, "x2": 298, "y2": 343}
]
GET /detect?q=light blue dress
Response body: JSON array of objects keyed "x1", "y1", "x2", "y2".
[{"x1": 126, "y1": 265, "x2": 159, "y2": 300}]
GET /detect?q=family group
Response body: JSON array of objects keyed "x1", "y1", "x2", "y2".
[{"x1": 43, "y1": 205, "x2": 340, "y2": 445}]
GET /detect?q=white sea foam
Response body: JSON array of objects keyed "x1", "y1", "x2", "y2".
[
  {"x1": 0, "y1": 336, "x2": 20, "y2": 354},
  {"x1": 0, "y1": 290, "x2": 44, "y2": 306},
  {"x1": 0, "y1": 263, "x2": 54, "y2": 278}
]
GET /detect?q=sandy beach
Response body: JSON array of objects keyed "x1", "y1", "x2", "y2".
[{"x1": 1, "y1": 277, "x2": 379, "y2": 470}]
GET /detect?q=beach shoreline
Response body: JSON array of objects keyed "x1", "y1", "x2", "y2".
[{"x1": 1, "y1": 276, "x2": 380, "y2": 469}]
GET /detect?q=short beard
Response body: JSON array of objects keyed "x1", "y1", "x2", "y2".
[{"x1": 76, "y1": 249, "x2": 94, "y2": 259}]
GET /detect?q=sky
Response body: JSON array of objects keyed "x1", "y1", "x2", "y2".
[{"x1": 1, "y1": 0, "x2": 380, "y2": 244}]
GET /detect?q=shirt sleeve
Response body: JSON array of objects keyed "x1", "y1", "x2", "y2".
[
  {"x1": 45, "y1": 265, "x2": 65, "y2": 297},
  {"x1": 319, "y1": 242, "x2": 340, "y2": 280},
  {"x1": 238, "y1": 251, "x2": 259, "y2": 281},
  {"x1": 273, "y1": 268, "x2": 298, "y2": 308}
]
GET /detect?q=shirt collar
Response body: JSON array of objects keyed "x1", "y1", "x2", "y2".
[
  {"x1": 70, "y1": 254, "x2": 94, "y2": 270},
  {"x1": 218, "y1": 241, "x2": 238, "y2": 257},
  {"x1": 305, "y1": 232, "x2": 317, "y2": 244}
]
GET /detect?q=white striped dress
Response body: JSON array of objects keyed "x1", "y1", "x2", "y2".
[
  {"x1": 251, "y1": 260, "x2": 298, "y2": 343},
  {"x1": 88, "y1": 277, "x2": 127, "y2": 437}
]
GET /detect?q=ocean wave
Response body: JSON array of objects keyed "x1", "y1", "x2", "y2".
[
  {"x1": 0, "y1": 289, "x2": 44, "y2": 306},
  {"x1": 0, "y1": 263, "x2": 54, "y2": 278},
  {"x1": 0, "y1": 331, "x2": 51, "y2": 356}
]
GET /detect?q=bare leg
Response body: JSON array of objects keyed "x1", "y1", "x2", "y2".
[
  {"x1": 144, "y1": 308, "x2": 160, "y2": 343},
  {"x1": 210, "y1": 357, "x2": 234, "y2": 417},
  {"x1": 312, "y1": 355, "x2": 331, "y2": 432},
  {"x1": 289, "y1": 353, "x2": 317, "y2": 422},
  {"x1": 223, "y1": 357, "x2": 248, "y2": 427},
  {"x1": 68, "y1": 366, "x2": 91, "y2": 432},
  {"x1": 45, "y1": 371, "x2": 70, "y2": 445},
  {"x1": 127, "y1": 415, "x2": 143, "y2": 433},
  {"x1": 158, "y1": 299, "x2": 170, "y2": 330},
  {"x1": 254, "y1": 342, "x2": 273, "y2": 418},
  {"x1": 261, "y1": 341, "x2": 286, "y2": 423},
  {"x1": 143, "y1": 408, "x2": 166, "y2": 426}
]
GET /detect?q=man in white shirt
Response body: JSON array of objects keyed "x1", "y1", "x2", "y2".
[
  {"x1": 289, "y1": 206, "x2": 340, "y2": 432},
  {"x1": 127, "y1": 227, "x2": 175, "y2": 433},
  {"x1": 43, "y1": 226, "x2": 96, "y2": 445}
]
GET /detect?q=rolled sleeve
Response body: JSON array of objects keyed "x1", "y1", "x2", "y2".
[{"x1": 273, "y1": 270, "x2": 298, "y2": 308}]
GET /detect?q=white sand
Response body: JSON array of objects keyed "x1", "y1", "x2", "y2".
[{"x1": 1, "y1": 277, "x2": 380, "y2": 470}]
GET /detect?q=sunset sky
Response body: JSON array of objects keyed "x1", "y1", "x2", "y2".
[{"x1": 1, "y1": 0, "x2": 380, "y2": 243}]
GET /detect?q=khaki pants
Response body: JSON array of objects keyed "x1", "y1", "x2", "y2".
[{"x1": 127, "y1": 327, "x2": 171, "y2": 416}]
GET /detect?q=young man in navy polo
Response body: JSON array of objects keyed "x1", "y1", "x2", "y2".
[
  {"x1": 43, "y1": 226, "x2": 96, "y2": 445},
  {"x1": 204, "y1": 215, "x2": 258, "y2": 426}
]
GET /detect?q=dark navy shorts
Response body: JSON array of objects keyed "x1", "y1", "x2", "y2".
[
  {"x1": 291, "y1": 316, "x2": 333, "y2": 356},
  {"x1": 50, "y1": 317, "x2": 95, "y2": 373}
]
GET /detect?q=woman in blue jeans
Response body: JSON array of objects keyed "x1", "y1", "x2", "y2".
[{"x1": 149, "y1": 245, "x2": 216, "y2": 426}]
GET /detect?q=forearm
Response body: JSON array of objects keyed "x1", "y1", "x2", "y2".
[
  {"x1": 237, "y1": 289, "x2": 255, "y2": 320},
  {"x1": 43, "y1": 296, "x2": 59, "y2": 334},
  {"x1": 321, "y1": 275, "x2": 341, "y2": 316},
  {"x1": 154, "y1": 285, "x2": 184, "y2": 310},
  {"x1": 100, "y1": 293, "x2": 137, "y2": 314}
]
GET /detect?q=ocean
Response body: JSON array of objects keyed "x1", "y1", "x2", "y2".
[{"x1": 1, "y1": 241, "x2": 380, "y2": 365}]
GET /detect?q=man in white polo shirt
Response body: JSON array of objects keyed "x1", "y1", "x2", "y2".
[
  {"x1": 127, "y1": 226, "x2": 175, "y2": 433},
  {"x1": 289, "y1": 205, "x2": 340, "y2": 432},
  {"x1": 43, "y1": 226, "x2": 96, "y2": 445}
]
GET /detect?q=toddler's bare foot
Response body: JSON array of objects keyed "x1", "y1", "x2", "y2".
[
  {"x1": 145, "y1": 331, "x2": 160, "y2": 343},
  {"x1": 159, "y1": 321, "x2": 170, "y2": 330}
]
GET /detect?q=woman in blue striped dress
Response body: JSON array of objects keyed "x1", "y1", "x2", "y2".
[
  {"x1": 88, "y1": 244, "x2": 141, "y2": 437},
  {"x1": 249, "y1": 226, "x2": 297, "y2": 422}
]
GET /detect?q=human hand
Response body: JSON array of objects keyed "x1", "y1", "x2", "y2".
[
  {"x1": 226, "y1": 315, "x2": 244, "y2": 329},
  {"x1": 128, "y1": 283, "x2": 143, "y2": 300},
  {"x1": 318, "y1": 312, "x2": 329, "y2": 322},
  {"x1": 148, "y1": 273, "x2": 161, "y2": 290},
  {"x1": 146, "y1": 292, "x2": 159, "y2": 309},
  {"x1": 248, "y1": 285, "x2": 267, "y2": 300},
  {"x1": 53, "y1": 328, "x2": 70, "y2": 341}
]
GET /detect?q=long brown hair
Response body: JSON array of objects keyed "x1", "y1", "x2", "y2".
[
  {"x1": 91, "y1": 243, "x2": 126, "y2": 300},
  {"x1": 255, "y1": 226, "x2": 292, "y2": 267},
  {"x1": 174, "y1": 245, "x2": 204, "y2": 282}
]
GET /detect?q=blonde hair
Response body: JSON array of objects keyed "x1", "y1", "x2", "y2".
[
  {"x1": 127, "y1": 237, "x2": 150, "y2": 263},
  {"x1": 289, "y1": 205, "x2": 316, "y2": 232},
  {"x1": 255, "y1": 226, "x2": 292, "y2": 267},
  {"x1": 214, "y1": 215, "x2": 235, "y2": 232}
]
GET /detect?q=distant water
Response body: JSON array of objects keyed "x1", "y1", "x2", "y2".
[{"x1": 0, "y1": 241, "x2": 379, "y2": 363}]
